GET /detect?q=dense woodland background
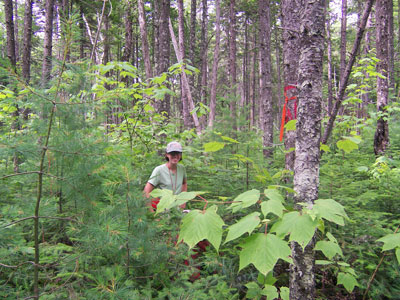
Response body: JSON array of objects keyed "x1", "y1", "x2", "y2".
[{"x1": 1, "y1": 0, "x2": 400, "y2": 299}]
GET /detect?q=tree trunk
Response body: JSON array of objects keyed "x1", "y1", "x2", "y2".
[
  {"x1": 249, "y1": 30, "x2": 257, "y2": 128},
  {"x1": 4, "y1": 0, "x2": 17, "y2": 70},
  {"x1": 14, "y1": 0, "x2": 19, "y2": 62},
  {"x1": 340, "y1": 0, "x2": 347, "y2": 89},
  {"x1": 79, "y1": 2, "x2": 85, "y2": 59},
  {"x1": 122, "y1": 0, "x2": 133, "y2": 63},
  {"x1": 169, "y1": 18, "x2": 201, "y2": 135},
  {"x1": 387, "y1": 0, "x2": 394, "y2": 100},
  {"x1": 189, "y1": 0, "x2": 197, "y2": 65},
  {"x1": 229, "y1": 0, "x2": 237, "y2": 131},
  {"x1": 22, "y1": 0, "x2": 33, "y2": 83},
  {"x1": 259, "y1": 0, "x2": 273, "y2": 158},
  {"x1": 291, "y1": 1, "x2": 325, "y2": 299},
  {"x1": 157, "y1": 0, "x2": 171, "y2": 116},
  {"x1": 207, "y1": 0, "x2": 221, "y2": 128},
  {"x1": 178, "y1": 0, "x2": 192, "y2": 129},
  {"x1": 138, "y1": 0, "x2": 153, "y2": 80},
  {"x1": 374, "y1": 0, "x2": 390, "y2": 155},
  {"x1": 42, "y1": 0, "x2": 55, "y2": 86},
  {"x1": 199, "y1": 0, "x2": 208, "y2": 129},
  {"x1": 281, "y1": 0, "x2": 301, "y2": 171}
]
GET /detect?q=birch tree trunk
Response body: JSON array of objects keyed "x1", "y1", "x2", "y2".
[
  {"x1": 281, "y1": 0, "x2": 301, "y2": 171},
  {"x1": 326, "y1": 1, "x2": 334, "y2": 115},
  {"x1": 42, "y1": 0, "x2": 55, "y2": 86},
  {"x1": 374, "y1": 0, "x2": 390, "y2": 155},
  {"x1": 290, "y1": 1, "x2": 325, "y2": 299},
  {"x1": 207, "y1": 0, "x2": 221, "y2": 128},
  {"x1": 259, "y1": 0, "x2": 273, "y2": 158}
]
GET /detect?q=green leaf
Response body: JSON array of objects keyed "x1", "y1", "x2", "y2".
[
  {"x1": 271, "y1": 211, "x2": 318, "y2": 249},
  {"x1": 284, "y1": 119, "x2": 297, "y2": 131},
  {"x1": 264, "y1": 188, "x2": 284, "y2": 203},
  {"x1": 320, "y1": 143, "x2": 331, "y2": 152},
  {"x1": 376, "y1": 233, "x2": 400, "y2": 251},
  {"x1": 315, "y1": 240, "x2": 343, "y2": 260},
  {"x1": 152, "y1": 73, "x2": 167, "y2": 84},
  {"x1": 257, "y1": 272, "x2": 277, "y2": 285},
  {"x1": 356, "y1": 166, "x2": 369, "y2": 172},
  {"x1": 337, "y1": 272, "x2": 359, "y2": 293},
  {"x1": 229, "y1": 189, "x2": 261, "y2": 213},
  {"x1": 337, "y1": 139, "x2": 359, "y2": 153},
  {"x1": 261, "y1": 285, "x2": 279, "y2": 299},
  {"x1": 343, "y1": 135, "x2": 362, "y2": 144},
  {"x1": 203, "y1": 141, "x2": 225, "y2": 152},
  {"x1": 312, "y1": 199, "x2": 348, "y2": 226},
  {"x1": 239, "y1": 233, "x2": 292, "y2": 275},
  {"x1": 220, "y1": 135, "x2": 239, "y2": 143},
  {"x1": 261, "y1": 200, "x2": 285, "y2": 218},
  {"x1": 316, "y1": 260, "x2": 334, "y2": 265},
  {"x1": 225, "y1": 212, "x2": 261, "y2": 243},
  {"x1": 280, "y1": 287, "x2": 290, "y2": 300},
  {"x1": 396, "y1": 248, "x2": 400, "y2": 264},
  {"x1": 174, "y1": 191, "x2": 204, "y2": 207},
  {"x1": 245, "y1": 282, "x2": 261, "y2": 299},
  {"x1": 178, "y1": 206, "x2": 224, "y2": 251}
]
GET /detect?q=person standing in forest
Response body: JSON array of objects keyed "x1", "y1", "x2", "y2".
[{"x1": 143, "y1": 141, "x2": 187, "y2": 211}]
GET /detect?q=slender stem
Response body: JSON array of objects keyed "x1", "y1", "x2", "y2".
[
  {"x1": 363, "y1": 224, "x2": 400, "y2": 300},
  {"x1": 197, "y1": 195, "x2": 208, "y2": 212}
]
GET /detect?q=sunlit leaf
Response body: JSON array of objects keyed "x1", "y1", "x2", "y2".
[
  {"x1": 261, "y1": 200, "x2": 284, "y2": 218},
  {"x1": 337, "y1": 272, "x2": 359, "y2": 293},
  {"x1": 239, "y1": 233, "x2": 292, "y2": 275},
  {"x1": 229, "y1": 189, "x2": 260, "y2": 213},
  {"x1": 178, "y1": 206, "x2": 224, "y2": 251},
  {"x1": 315, "y1": 240, "x2": 343, "y2": 260},
  {"x1": 376, "y1": 233, "x2": 400, "y2": 251},
  {"x1": 312, "y1": 199, "x2": 348, "y2": 226},
  {"x1": 225, "y1": 212, "x2": 260, "y2": 243},
  {"x1": 261, "y1": 285, "x2": 279, "y2": 299},
  {"x1": 203, "y1": 141, "x2": 225, "y2": 152}
]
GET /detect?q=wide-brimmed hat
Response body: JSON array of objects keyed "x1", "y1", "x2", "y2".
[{"x1": 166, "y1": 141, "x2": 183, "y2": 153}]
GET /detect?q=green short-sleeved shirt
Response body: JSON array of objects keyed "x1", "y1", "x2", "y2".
[{"x1": 148, "y1": 164, "x2": 187, "y2": 194}]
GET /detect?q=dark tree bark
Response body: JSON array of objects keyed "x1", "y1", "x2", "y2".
[
  {"x1": 291, "y1": 1, "x2": 325, "y2": 299},
  {"x1": 321, "y1": 0, "x2": 374, "y2": 146},
  {"x1": 259, "y1": 0, "x2": 273, "y2": 158},
  {"x1": 14, "y1": 0, "x2": 19, "y2": 62},
  {"x1": 138, "y1": 0, "x2": 153, "y2": 79},
  {"x1": 281, "y1": 0, "x2": 301, "y2": 171},
  {"x1": 4, "y1": 0, "x2": 17, "y2": 70},
  {"x1": 22, "y1": 0, "x2": 33, "y2": 83},
  {"x1": 207, "y1": 0, "x2": 221, "y2": 128},
  {"x1": 122, "y1": 0, "x2": 133, "y2": 63},
  {"x1": 157, "y1": 0, "x2": 171, "y2": 116},
  {"x1": 198, "y1": 0, "x2": 208, "y2": 125},
  {"x1": 249, "y1": 30, "x2": 257, "y2": 128},
  {"x1": 374, "y1": 0, "x2": 390, "y2": 155},
  {"x1": 229, "y1": 0, "x2": 237, "y2": 131},
  {"x1": 41, "y1": 0, "x2": 55, "y2": 86},
  {"x1": 189, "y1": 0, "x2": 197, "y2": 65}
]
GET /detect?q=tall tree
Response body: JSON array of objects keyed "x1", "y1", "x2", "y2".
[
  {"x1": 387, "y1": 0, "x2": 395, "y2": 99},
  {"x1": 340, "y1": 0, "x2": 347, "y2": 88},
  {"x1": 198, "y1": 0, "x2": 208, "y2": 126},
  {"x1": 208, "y1": 0, "x2": 221, "y2": 128},
  {"x1": 229, "y1": 0, "x2": 237, "y2": 131},
  {"x1": 41, "y1": 0, "x2": 55, "y2": 86},
  {"x1": 4, "y1": 0, "x2": 17, "y2": 70},
  {"x1": 22, "y1": 0, "x2": 33, "y2": 83},
  {"x1": 157, "y1": 0, "x2": 171, "y2": 116},
  {"x1": 122, "y1": 0, "x2": 134, "y2": 63},
  {"x1": 281, "y1": 0, "x2": 300, "y2": 171},
  {"x1": 189, "y1": 0, "x2": 197, "y2": 65},
  {"x1": 177, "y1": 0, "x2": 192, "y2": 129},
  {"x1": 374, "y1": 0, "x2": 390, "y2": 155},
  {"x1": 326, "y1": 1, "x2": 334, "y2": 115},
  {"x1": 259, "y1": 0, "x2": 273, "y2": 158},
  {"x1": 291, "y1": 1, "x2": 325, "y2": 299},
  {"x1": 138, "y1": 0, "x2": 153, "y2": 80}
]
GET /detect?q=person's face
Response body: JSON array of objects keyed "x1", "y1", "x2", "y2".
[{"x1": 166, "y1": 151, "x2": 182, "y2": 163}]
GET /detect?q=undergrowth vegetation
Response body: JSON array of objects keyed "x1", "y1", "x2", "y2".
[{"x1": 1, "y1": 61, "x2": 399, "y2": 299}]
